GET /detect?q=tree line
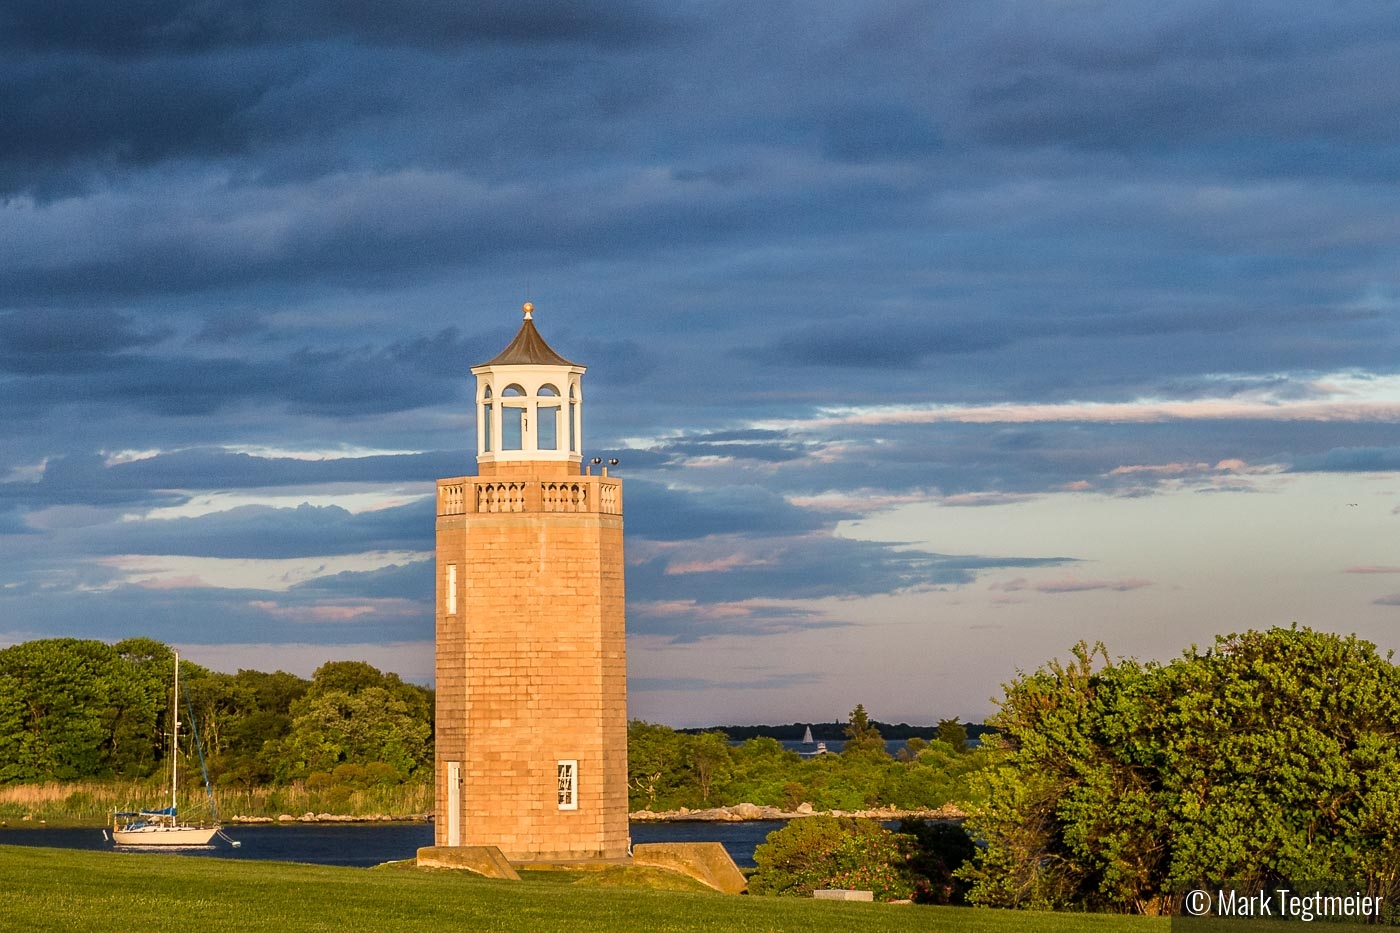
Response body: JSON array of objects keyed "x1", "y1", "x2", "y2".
[
  {"x1": 682, "y1": 720, "x2": 997, "y2": 743},
  {"x1": 628, "y1": 704, "x2": 989, "y2": 812},
  {"x1": 0, "y1": 638, "x2": 433, "y2": 790},
  {"x1": 0, "y1": 638, "x2": 984, "y2": 817}
]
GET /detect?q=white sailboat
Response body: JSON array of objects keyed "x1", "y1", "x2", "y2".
[
  {"x1": 112, "y1": 650, "x2": 218, "y2": 846},
  {"x1": 801, "y1": 725, "x2": 814, "y2": 745}
]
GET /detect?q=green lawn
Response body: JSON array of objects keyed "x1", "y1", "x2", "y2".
[{"x1": 0, "y1": 844, "x2": 1168, "y2": 933}]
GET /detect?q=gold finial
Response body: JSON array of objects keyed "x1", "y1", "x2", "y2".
[{"x1": 522, "y1": 301, "x2": 534, "y2": 320}]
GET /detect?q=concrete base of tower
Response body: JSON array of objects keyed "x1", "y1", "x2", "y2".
[
  {"x1": 414, "y1": 843, "x2": 746, "y2": 894},
  {"x1": 631, "y1": 843, "x2": 748, "y2": 894},
  {"x1": 415, "y1": 845, "x2": 520, "y2": 879}
]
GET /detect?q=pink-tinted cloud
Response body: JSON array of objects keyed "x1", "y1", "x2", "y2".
[
  {"x1": 665, "y1": 553, "x2": 770, "y2": 575},
  {"x1": 1345, "y1": 565, "x2": 1400, "y2": 574},
  {"x1": 940, "y1": 492, "x2": 1037, "y2": 507},
  {"x1": 1109, "y1": 462, "x2": 1211, "y2": 476},
  {"x1": 992, "y1": 576, "x2": 1154, "y2": 594},
  {"x1": 632, "y1": 599, "x2": 760, "y2": 620},
  {"x1": 248, "y1": 598, "x2": 421, "y2": 623},
  {"x1": 1106, "y1": 459, "x2": 1283, "y2": 479}
]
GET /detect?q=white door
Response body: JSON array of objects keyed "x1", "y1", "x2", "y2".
[{"x1": 446, "y1": 761, "x2": 461, "y2": 846}]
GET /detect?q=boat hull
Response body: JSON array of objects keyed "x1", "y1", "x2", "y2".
[{"x1": 112, "y1": 825, "x2": 218, "y2": 846}]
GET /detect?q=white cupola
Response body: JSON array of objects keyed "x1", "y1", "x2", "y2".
[{"x1": 471, "y1": 303, "x2": 585, "y2": 476}]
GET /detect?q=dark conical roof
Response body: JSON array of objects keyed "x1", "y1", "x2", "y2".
[{"x1": 479, "y1": 309, "x2": 579, "y2": 367}]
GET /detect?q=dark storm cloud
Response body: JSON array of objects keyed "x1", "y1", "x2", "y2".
[
  {"x1": 82, "y1": 500, "x2": 433, "y2": 559},
  {"x1": 744, "y1": 317, "x2": 1017, "y2": 368},
  {"x1": 0, "y1": 448, "x2": 460, "y2": 515},
  {"x1": 0, "y1": 328, "x2": 480, "y2": 416},
  {"x1": 0, "y1": 309, "x2": 169, "y2": 373},
  {"x1": 625, "y1": 525, "x2": 1075, "y2": 642},
  {"x1": 628, "y1": 533, "x2": 1073, "y2": 607},
  {"x1": 954, "y1": 3, "x2": 1400, "y2": 155},
  {"x1": 744, "y1": 301, "x2": 1395, "y2": 373},
  {"x1": 2, "y1": 166, "x2": 857, "y2": 300},
  {"x1": 0, "y1": 452, "x2": 186, "y2": 508},
  {"x1": 0, "y1": 2, "x2": 682, "y2": 198},
  {"x1": 0, "y1": 1, "x2": 678, "y2": 56},
  {"x1": 109, "y1": 448, "x2": 467, "y2": 488},
  {"x1": 3, "y1": 0, "x2": 1400, "y2": 668},
  {"x1": 627, "y1": 602, "x2": 846, "y2": 644},
  {"x1": 0, "y1": 53, "x2": 298, "y2": 184},
  {"x1": 559, "y1": 336, "x2": 659, "y2": 387},
  {"x1": 0, "y1": 583, "x2": 429, "y2": 645},
  {"x1": 1290, "y1": 448, "x2": 1400, "y2": 473},
  {"x1": 623, "y1": 480, "x2": 824, "y2": 541},
  {"x1": 630, "y1": 429, "x2": 815, "y2": 467},
  {"x1": 289, "y1": 559, "x2": 433, "y2": 601}
]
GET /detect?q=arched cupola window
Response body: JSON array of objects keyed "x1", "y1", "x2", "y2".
[{"x1": 538, "y1": 384, "x2": 561, "y2": 451}]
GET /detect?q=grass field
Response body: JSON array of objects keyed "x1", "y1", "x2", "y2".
[{"x1": 0, "y1": 844, "x2": 1173, "y2": 933}]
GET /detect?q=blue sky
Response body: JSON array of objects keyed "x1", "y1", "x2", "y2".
[{"x1": 2, "y1": 1, "x2": 1399, "y2": 726}]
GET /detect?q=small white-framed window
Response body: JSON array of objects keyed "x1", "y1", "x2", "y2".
[
  {"x1": 445, "y1": 564, "x2": 457, "y2": 615},
  {"x1": 557, "y1": 759, "x2": 578, "y2": 810}
]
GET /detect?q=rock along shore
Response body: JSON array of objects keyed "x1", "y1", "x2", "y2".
[
  {"x1": 229, "y1": 812, "x2": 431, "y2": 824},
  {"x1": 627, "y1": 802, "x2": 966, "y2": 822}
]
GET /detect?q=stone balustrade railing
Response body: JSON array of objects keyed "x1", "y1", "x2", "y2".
[{"x1": 437, "y1": 476, "x2": 622, "y2": 516}]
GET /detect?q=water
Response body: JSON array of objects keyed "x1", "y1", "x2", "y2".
[
  {"x1": 0, "y1": 820, "x2": 785, "y2": 869},
  {"x1": 773, "y1": 738, "x2": 932, "y2": 756},
  {"x1": 630, "y1": 820, "x2": 785, "y2": 867},
  {"x1": 0, "y1": 823, "x2": 435, "y2": 868}
]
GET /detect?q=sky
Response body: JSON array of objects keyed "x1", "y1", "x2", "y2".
[{"x1": 2, "y1": 1, "x2": 1399, "y2": 727}]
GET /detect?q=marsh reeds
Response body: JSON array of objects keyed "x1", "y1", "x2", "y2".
[{"x1": 0, "y1": 778, "x2": 431, "y2": 826}]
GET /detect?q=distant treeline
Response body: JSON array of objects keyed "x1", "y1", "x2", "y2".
[
  {"x1": 631, "y1": 707, "x2": 992, "y2": 813},
  {"x1": 678, "y1": 721, "x2": 998, "y2": 742}
]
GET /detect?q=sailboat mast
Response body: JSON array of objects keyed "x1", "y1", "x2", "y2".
[{"x1": 171, "y1": 649, "x2": 179, "y2": 821}]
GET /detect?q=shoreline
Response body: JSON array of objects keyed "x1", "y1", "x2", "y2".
[
  {"x1": 4, "y1": 802, "x2": 966, "y2": 830},
  {"x1": 228, "y1": 812, "x2": 431, "y2": 825},
  {"x1": 628, "y1": 802, "x2": 966, "y2": 822}
]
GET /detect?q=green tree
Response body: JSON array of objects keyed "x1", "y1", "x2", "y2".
[
  {"x1": 959, "y1": 626, "x2": 1400, "y2": 915},
  {"x1": 842, "y1": 704, "x2": 887, "y2": 757},
  {"x1": 627, "y1": 720, "x2": 688, "y2": 810},
  {"x1": 279, "y1": 687, "x2": 429, "y2": 780},
  {"x1": 688, "y1": 731, "x2": 731, "y2": 804},
  {"x1": 0, "y1": 639, "x2": 167, "y2": 782},
  {"x1": 272, "y1": 660, "x2": 431, "y2": 782},
  {"x1": 211, "y1": 668, "x2": 310, "y2": 786},
  {"x1": 935, "y1": 717, "x2": 967, "y2": 753}
]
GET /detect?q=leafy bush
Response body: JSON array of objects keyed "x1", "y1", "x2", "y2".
[
  {"x1": 749, "y1": 816, "x2": 922, "y2": 901},
  {"x1": 960, "y1": 626, "x2": 1400, "y2": 914}
]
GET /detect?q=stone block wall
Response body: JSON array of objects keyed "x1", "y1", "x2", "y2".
[{"x1": 435, "y1": 475, "x2": 627, "y2": 860}]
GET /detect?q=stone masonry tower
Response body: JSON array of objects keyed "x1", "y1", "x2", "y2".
[{"x1": 433, "y1": 302, "x2": 628, "y2": 860}]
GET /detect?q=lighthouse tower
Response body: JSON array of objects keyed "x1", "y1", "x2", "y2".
[{"x1": 433, "y1": 303, "x2": 628, "y2": 861}]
